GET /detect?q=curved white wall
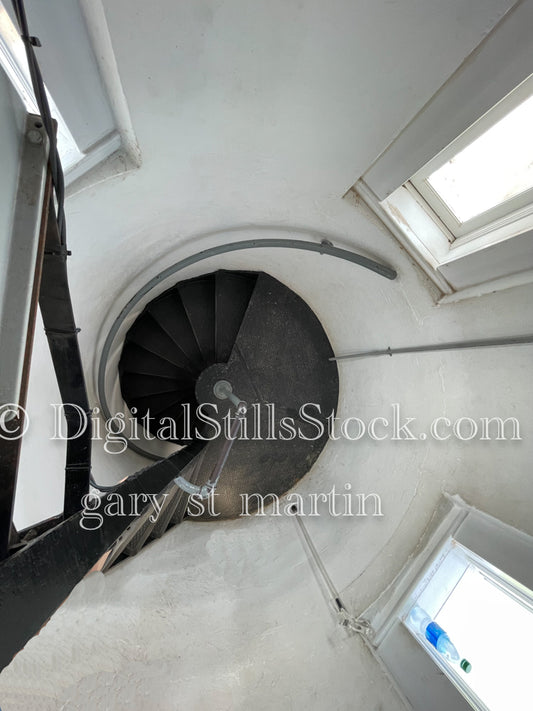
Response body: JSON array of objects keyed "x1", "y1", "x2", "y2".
[{"x1": 2, "y1": 0, "x2": 532, "y2": 708}]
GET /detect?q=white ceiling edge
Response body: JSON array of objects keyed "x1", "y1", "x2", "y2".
[
  {"x1": 3, "y1": 0, "x2": 141, "y2": 191},
  {"x1": 78, "y1": 0, "x2": 141, "y2": 170},
  {"x1": 363, "y1": 0, "x2": 531, "y2": 200},
  {"x1": 65, "y1": 0, "x2": 142, "y2": 192}
]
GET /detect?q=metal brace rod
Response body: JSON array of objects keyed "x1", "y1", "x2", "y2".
[
  {"x1": 331, "y1": 334, "x2": 533, "y2": 362},
  {"x1": 291, "y1": 505, "x2": 372, "y2": 636}
]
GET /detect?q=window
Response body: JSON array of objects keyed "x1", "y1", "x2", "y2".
[
  {"x1": 409, "y1": 75, "x2": 533, "y2": 245},
  {"x1": 0, "y1": 0, "x2": 138, "y2": 187},
  {"x1": 403, "y1": 538, "x2": 533, "y2": 711},
  {"x1": 363, "y1": 495, "x2": 533, "y2": 711},
  {"x1": 353, "y1": 1, "x2": 533, "y2": 297},
  {"x1": 415, "y1": 94, "x2": 533, "y2": 227},
  {"x1": 378, "y1": 73, "x2": 533, "y2": 278}
]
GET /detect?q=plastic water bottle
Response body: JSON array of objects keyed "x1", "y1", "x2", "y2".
[{"x1": 408, "y1": 605, "x2": 471, "y2": 673}]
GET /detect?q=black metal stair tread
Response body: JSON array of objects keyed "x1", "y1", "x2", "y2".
[
  {"x1": 123, "y1": 336, "x2": 183, "y2": 371},
  {"x1": 168, "y1": 488, "x2": 193, "y2": 526},
  {"x1": 123, "y1": 524, "x2": 151, "y2": 556},
  {"x1": 177, "y1": 276, "x2": 216, "y2": 365},
  {"x1": 121, "y1": 373, "x2": 193, "y2": 399},
  {"x1": 102, "y1": 520, "x2": 137, "y2": 570},
  {"x1": 149, "y1": 488, "x2": 180, "y2": 539},
  {"x1": 128, "y1": 391, "x2": 195, "y2": 420},
  {"x1": 215, "y1": 270, "x2": 257, "y2": 362},
  {"x1": 124, "y1": 515, "x2": 157, "y2": 556},
  {"x1": 147, "y1": 292, "x2": 204, "y2": 370},
  {"x1": 126, "y1": 313, "x2": 195, "y2": 371},
  {"x1": 228, "y1": 272, "x2": 338, "y2": 412},
  {"x1": 119, "y1": 342, "x2": 187, "y2": 380},
  {"x1": 151, "y1": 404, "x2": 202, "y2": 443}
]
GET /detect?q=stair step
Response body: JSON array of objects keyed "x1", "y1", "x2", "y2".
[
  {"x1": 149, "y1": 489, "x2": 180, "y2": 538},
  {"x1": 147, "y1": 294, "x2": 203, "y2": 371},
  {"x1": 127, "y1": 313, "x2": 195, "y2": 372},
  {"x1": 123, "y1": 491, "x2": 168, "y2": 556},
  {"x1": 101, "y1": 519, "x2": 139, "y2": 571},
  {"x1": 120, "y1": 373, "x2": 189, "y2": 400},
  {"x1": 152, "y1": 405, "x2": 195, "y2": 443},
  {"x1": 119, "y1": 342, "x2": 187, "y2": 380},
  {"x1": 128, "y1": 391, "x2": 191, "y2": 419},
  {"x1": 177, "y1": 276, "x2": 216, "y2": 366},
  {"x1": 215, "y1": 270, "x2": 257, "y2": 362}
]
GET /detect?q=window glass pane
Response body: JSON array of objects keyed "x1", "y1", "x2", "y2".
[
  {"x1": 427, "y1": 94, "x2": 533, "y2": 223},
  {"x1": 435, "y1": 565, "x2": 533, "y2": 711}
]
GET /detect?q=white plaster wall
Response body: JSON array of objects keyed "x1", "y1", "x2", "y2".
[
  {"x1": 0, "y1": 518, "x2": 405, "y2": 711},
  {"x1": 3, "y1": 0, "x2": 533, "y2": 709}
]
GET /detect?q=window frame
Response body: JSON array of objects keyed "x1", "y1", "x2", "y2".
[
  {"x1": 402, "y1": 537, "x2": 533, "y2": 711},
  {"x1": 354, "y1": 1, "x2": 533, "y2": 298},
  {"x1": 0, "y1": 0, "x2": 139, "y2": 189},
  {"x1": 408, "y1": 74, "x2": 533, "y2": 245},
  {"x1": 362, "y1": 495, "x2": 533, "y2": 711}
]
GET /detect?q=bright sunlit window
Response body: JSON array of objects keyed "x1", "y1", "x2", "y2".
[
  {"x1": 426, "y1": 94, "x2": 533, "y2": 224},
  {"x1": 435, "y1": 565, "x2": 533, "y2": 711},
  {"x1": 409, "y1": 75, "x2": 533, "y2": 242},
  {"x1": 404, "y1": 540, "x2": 533, "y2": 711},
  {"x1": 375, "y1": 72, "x2": 533, "y2": 292}
]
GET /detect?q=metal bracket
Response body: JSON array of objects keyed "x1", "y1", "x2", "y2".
[
  {"x1": 174, "y1": 380, "x2": 247, "y2": 499},
  {"x1": 336, "y1": 602, "x2": 374, "y2": 637}
]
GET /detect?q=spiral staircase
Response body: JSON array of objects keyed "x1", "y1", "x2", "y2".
[
  {"x1": 100, "y1": 269, "x2": 339, "y2": 568},
  {"x1": 119, "y1": 270, "x2": 258, "y2": 443}
]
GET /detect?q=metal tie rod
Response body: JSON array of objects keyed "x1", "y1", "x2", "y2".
[
  {"x1": 291, "y1": 504, "x2": 371, "y2": 635},
  {"x1": 331, "y1": 334, "x2": 533, "y2": 362},
  {"x1": 174, "y1": 380, "x2": 247, "y2": 499}
]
